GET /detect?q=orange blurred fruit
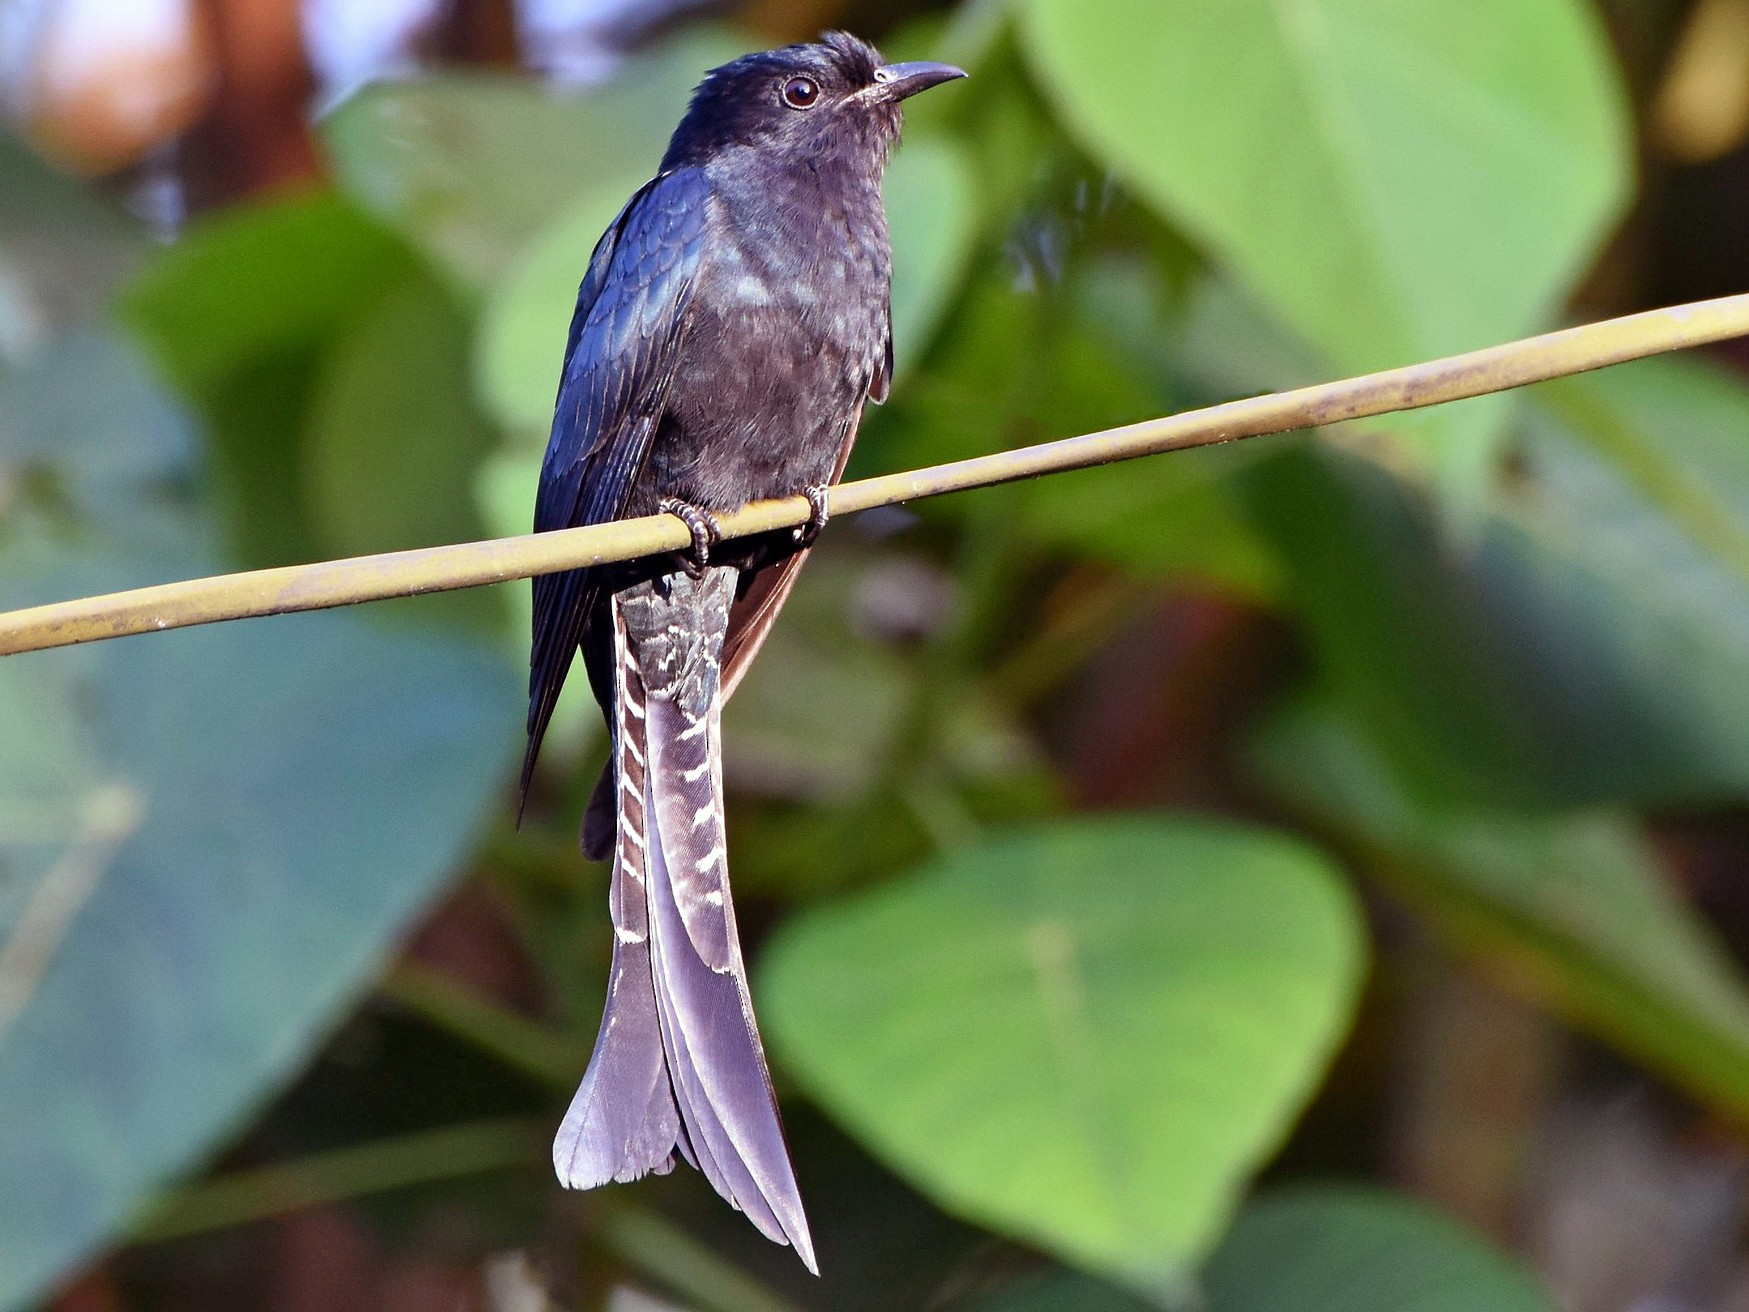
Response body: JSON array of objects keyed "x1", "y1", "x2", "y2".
[{"x1": 19, "y1": 0, "x2": 217, "y2": 175}]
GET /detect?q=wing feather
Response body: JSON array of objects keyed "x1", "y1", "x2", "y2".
[{"x1": 521, "y1": 168, "x2": 715, "y2": 807}]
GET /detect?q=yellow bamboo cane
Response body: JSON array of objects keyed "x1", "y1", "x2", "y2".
[{"x1": 4, "y1": 292, "x2": 1749, "y2": 658}]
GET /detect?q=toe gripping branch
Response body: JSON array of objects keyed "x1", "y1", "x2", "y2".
[
  {"x1": 791, "y1": 485, "x2": 831, "y2": 548},
  {"x1": 658, "y1": 485, "x2": 827, "y2": 577},
  {"x1": 659, "y1": 498, "x2": 724, "y2": 577}
]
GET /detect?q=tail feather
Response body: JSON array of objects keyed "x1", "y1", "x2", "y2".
[
  {"x1": 553, "y1": 602, "x2": 680, "y2": 1187},
  {"x1": 646, "y1": 864, "x2": 787, "y2": 1243},
  {"x1": 644, "y1": 691, "x2": 814, "y2": 1268},
  {"x1": 553, "y1": 570, "x2": 815, "y2": 1274}
]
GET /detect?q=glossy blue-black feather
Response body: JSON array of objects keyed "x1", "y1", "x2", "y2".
[{"x1": 522, "y1": 168, "x2": 713, "y2": 798}]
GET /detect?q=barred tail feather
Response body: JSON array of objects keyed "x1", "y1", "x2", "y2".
[
  {"x1": 553, "y1": 571, "x2": 815, "y2": 1275},
  {"x1": 553, "y1": 603, "x2": 680, "y2": 1186},
  {"x1": 643, "y1": 690, "x2": 815, "y2": 1270}
]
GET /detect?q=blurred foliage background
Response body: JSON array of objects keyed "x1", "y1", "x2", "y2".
[{"x1": 9, "y1": 0, "x2": 1749, "y2": 1308}]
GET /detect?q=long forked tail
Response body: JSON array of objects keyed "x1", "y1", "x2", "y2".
[{"x1": 552, "y1": 567, "x2": 815, "y2": 1274}]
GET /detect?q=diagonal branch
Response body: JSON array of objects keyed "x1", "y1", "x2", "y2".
[{"x1": 4, "y1": 292, "x2": 1749, "y2": 657}]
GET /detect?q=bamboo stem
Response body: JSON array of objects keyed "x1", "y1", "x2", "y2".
[{"x1": 5, "y1": 293, "x2": 1749, "y2": 656}]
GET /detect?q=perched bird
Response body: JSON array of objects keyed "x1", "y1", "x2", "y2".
[{"x1": 520, "y1": 33, "x2": 964, "y2": 1272}]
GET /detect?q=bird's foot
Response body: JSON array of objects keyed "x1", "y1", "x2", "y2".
[
  {"x1": 659, "y1": 497, "x2": 723, "y2": 578},
  {"x1": 791, "y1": 484, "x2": 832, "y2": 547}
]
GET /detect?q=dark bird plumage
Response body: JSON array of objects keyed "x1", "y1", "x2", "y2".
[{"x1": 519, "y1": 33, "x2": 964, "y2": 1272}]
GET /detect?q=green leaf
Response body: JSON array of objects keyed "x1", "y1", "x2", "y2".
[
  {"x1": 1201, "y1": 1186, "x2": 1554, "y2": 1312},
  {"x1": 0, "y1": 573, "x2": 517, "y2": 1311},
  {"x1": 0, "y1": 134, "x2": 144, "y2": 352},
  {"x1": 304, "y1": 270, "x2": 500, "y2": 631},
  {"x1": 884, "y1": 136, "x2": 982, "y2": 379},
  {"x1": 470, "y1": 163, "x2": 654, "y2": 438},
  {"x1": 1008, "y1": 316, "x2": 1280, "y2": 597},
  {"x1": 321, "y1": 29, "x2": 747, "y2": 290},
  {"x1": 1250, "y1": 700, "x2": 1749, "y2": 1119},
  {"x1": 1537, "y1": 357, "x2": 1749, "y2": 589},
  {"x1": 123, "y1": 193, "x2": 502, "y2": 618},
  {"x1": 760, "y1": 817, "x2": 1364, "y2": 1290},
  {"x1": 1242, "y1": 384, "x2": 1749, "y2": 807},
  {"x1": 879, "y1": 265, "x2": 1280, "y2": 595},
  {"x1": 0, "y1": 332, "x2": 520, "y2": 1312},
  {"x1": 120, "y1": 191, "x2": 420, "y2": 568},
  {"x1": 0, "y1": 331, "x2": 193, "y2": 522},
  {"x1": 968, "y1": 1270, "x2": 1157, "y2": 1312},
  {"x1": 121, "y1": 191, "x2": 414, "y2": 404},
  {"x1": 1019, "y1": 0, "x2": 1630, "y2": 490}
]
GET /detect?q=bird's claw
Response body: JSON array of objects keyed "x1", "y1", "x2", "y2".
[
  {"x1": 660, "y1": 498, "x2": 723, "y2": 578},
  {"x1": 791, "y1": 485, "x2": 832, "y2": 547}
]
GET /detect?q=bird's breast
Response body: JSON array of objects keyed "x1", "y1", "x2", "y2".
[
  {"x1": 704, "y1": 165, "x2": 890, "y2": 321},
  {"x1": 648, "y1": 168, "x2": 891, "y2": 511}
]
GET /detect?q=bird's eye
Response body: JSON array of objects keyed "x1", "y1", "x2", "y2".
[{"x1": 781, "y1": 76, "x2": 820, "y2": 109}]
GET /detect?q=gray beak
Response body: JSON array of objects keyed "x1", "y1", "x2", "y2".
[{"x1": 873, "y1": 60, "x2": 968, "y2": 102}]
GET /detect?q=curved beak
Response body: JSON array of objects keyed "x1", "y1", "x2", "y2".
[{"x1": 872, "y1": 60, "x2": 968, "y2": 102}]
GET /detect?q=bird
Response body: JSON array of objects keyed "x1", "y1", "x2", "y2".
[{"x1": 518, "y1": 32, "x2": 965, "y2": 1273}]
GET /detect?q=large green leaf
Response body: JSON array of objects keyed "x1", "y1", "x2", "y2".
[
  {"x1": 1244, "y1": 355, "x2": 1749, "y2": 808},
  {"x1": 0, "y1": 135, "x2": 144, "y2": 352},
  {"x1": 1201, "y1": 1186, "x2": 1554, "y2": 1312},
  {"x1": 1250, "y1": 700, "x2": 1749, "y2": 1119},
  {"x1": 759, "y1": 817, "x2": 1364, "y2": 1290},
  {"x1": 321, "y1": 30, "x2": 747, "y2": 291},
  {"x1": 470, "y1": 167, "x2": 650, "y2": 438},
  {"x1": 1537, "y1": 357, "x2": 1749, "y2": 590},
  {"x1": 120, "y1": 191, "x2": 414, "y2": 405},
  {"x1": 0, "y1": 574, "x2": 517, "y2": 1311},
  {"x1": 969, "y1": 1271, "x2": 1157, "y2": 1311},
  {"x1": 884, "y1": 136, "x2": 981, "y2": 380},
  {"x1": 1020, "y1": 0, "x2": 1630, "y2": 489},
  {"x1": 970, "y1": 1185, "x2": 1554, "y2": 1311},
  {"x1": 123, "y1": 192, "x2": 501, "y2": 630},
  {"x1": 0, "y1": 335, "x2": 520, "y2": 1311},
  {"x1": 303, "y1": 270, "x2": 500, "y2": 632},
  {"x1": 875, "y1": 266, "x2": 1280, "y2": 596},
  {"x1": 119, "y1": 191, "x2": 420, "y2": 567}
]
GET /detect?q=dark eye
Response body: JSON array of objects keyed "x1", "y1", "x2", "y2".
[{"x1": 781, "y1": 76, "x2": 820, "y2": 109}]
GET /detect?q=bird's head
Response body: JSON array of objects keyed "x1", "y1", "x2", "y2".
[{"x1": 660, "y1": 32, "x2": 965, "y2": 172}]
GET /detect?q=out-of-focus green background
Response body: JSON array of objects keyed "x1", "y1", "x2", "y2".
[{"x1": 7, "y1": 0, "x2": 1749, "y2": 1307}]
